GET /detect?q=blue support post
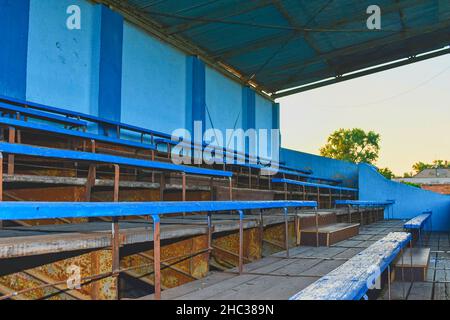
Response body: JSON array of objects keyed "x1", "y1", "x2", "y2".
[
  {"x1": 98, "y1": 5, "x2": 123, "y2": 137},
  {"x1": 0, "y1": 0, "x2": 30, "y2": 99},
  {"x1": 242, "y1": 87, "x2": 256, "y2": 156}
]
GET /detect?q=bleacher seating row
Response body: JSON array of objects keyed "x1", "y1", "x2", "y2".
[
  {"x1": 0, "y1": 94, "x2": 356, "y2": 200},
  {"x1": 0, "y1": 200, "x2": 317, "y2": 300}
]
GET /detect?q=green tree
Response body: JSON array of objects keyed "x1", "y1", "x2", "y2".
[
  {"x1": 378, "y1": 167, "x2": 395, "y2": 180},
  {"x1": 320, "y1": 128, "x2": 380, "y2": 164}
]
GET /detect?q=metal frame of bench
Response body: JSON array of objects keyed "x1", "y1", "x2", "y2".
[
  {"x1": 335, "y1": 200, "x2": 396, "y2": 225},
  {"x1": 0, "y1": 200, "x2": 317, "y2": 300},
  {"x1": 290, "y1": 232, "x2": 412, "y2": 300},
  {"x1": 404, "y1": 212, "x2": 432, "y2": 247}
]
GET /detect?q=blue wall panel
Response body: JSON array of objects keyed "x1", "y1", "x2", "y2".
[
  {"x1": 121, "y1": 22, "x2": 186, "y2": 134},
  {"x1": 359, "y1": 164, "x2": 450, "y2": 231},
  {"x1": 26, "y1": 0, "x2": 99, "y2": 115},
  {"x1": 0, "y1": 0, "x2": 30, "y2": 99},
  {"x1": 280, "y1": 148, "x2": 359, "y2": 187},
  {"x1": 98, "y1": 5, "x2": 123, "y2": 124},
  {"x1": 205, "y1": 67, "x2": 242, "y2": 150},
  {"x1": 186, "y1": 56, "x2": 206, "y2": 135},
  {"x1": 242, "y1": 87, "x2": 255, "y2": 131}
]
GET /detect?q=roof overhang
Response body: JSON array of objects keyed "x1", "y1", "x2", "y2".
[{"x1": 94, "y1": 0, "x2": 450, "y2": 99}]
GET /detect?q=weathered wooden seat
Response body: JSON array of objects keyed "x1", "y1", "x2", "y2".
[
  {"x1": 393, "y1": 247, "x2": 431, "y2": 282},
  {"x1": 296, "y1": 212, "x2": 359, "y2": 246},
  {"x1": 290, "y1": 232, "x2": 412, "y2": 300}
]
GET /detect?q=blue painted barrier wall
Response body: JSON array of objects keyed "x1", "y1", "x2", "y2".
[
  {"x1": 280, "y1": 148, "x2": 359, "y2": 187},
  {"x1": 359, "y1": 163, "x2": 450, "y2": 231},
  {"x1": 1, "y1": 0, "x2": 279, "y2": 150}
]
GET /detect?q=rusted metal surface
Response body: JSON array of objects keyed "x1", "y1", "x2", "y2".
[
  {"x1": 7, "y1": 127, "x2": 15, "y2": 175},
  {"x1": 3, "y1": 186, "x2": 87, "y2": 226},
  {"x1": 262, "y1": 222, "x2": 296, "y2": 256},
  {"x1": 120, "y1": 234, "x2": 209, "y2": 290},
  {"x1": 0, "y1": 249, "x2": 116, "y2": 300},
  {"x1": 211, "y1": 227, "x2": 261, "y2": 269}
]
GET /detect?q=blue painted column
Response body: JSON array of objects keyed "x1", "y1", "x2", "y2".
[
  {"x1": 242, "y1": 87, "x2": 256, "y2": 131},
  {"x1": 0, "y1": 0, "x2": 30, "y2": 99},
  {"x1": 242, "y1": 86, "x2": 255, "y2": 155},
  {"x1": 186, "y1": 56, "x2": 206, "y2": 136},
  {"x1": 98, "y1": 5, "x2": 123, "y2": 136},
  {"x1": 272, "y1": 102, "x2": 280, "y2": 130}
]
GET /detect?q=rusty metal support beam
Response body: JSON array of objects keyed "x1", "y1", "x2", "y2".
[
  {"x1": 238, "y1": 210, "x2": 244, "y2": 274},
  {"x1": 315, "y1": 207, "x2": 319, "y2": 247},
  {"x1": 283, "y1": 207, "x2": 289, "y2": 258},
  {"x1": 111, "y1": 164, "x2": 120, "y2": 300},
  {"x1": 7, "y1": 126, "x2": 15, "y2": 175},
  {"x1": 152, "y1": 215, "x2": 161, "y2": 300}
]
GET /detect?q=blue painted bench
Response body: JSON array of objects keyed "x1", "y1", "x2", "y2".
[
  {"x1": 0, "y1": 117, "x2": 156, "y2": 152},
  {"x1": 0, "y1": 200, "x2": 317, "y2": 300},
  {"x1": 0, "y1": 101, "x2": 87, "y2": 128},
  {"x1": 272, "y1": 178, "x2": 357, "y2": 192},
  {"x1": 404, "y1": 212, "x2": 432, "y2": 246},
  {"x1": 290, "y1": 232, "x2": 412, "y2": 300},
  {"x1": 404, "y1": 212, "x2": 432, "y2": 230},
  {"x1": 334, "y1": 200, "x2": 396, "y2": 224},
  {"x1": 335, "y1": 200, "x2": 395, "y2": 206}
]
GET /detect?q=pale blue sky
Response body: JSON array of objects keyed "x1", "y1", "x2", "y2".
[{"x1": 279, "y1": 53, "x2": 450, "y2": 176}]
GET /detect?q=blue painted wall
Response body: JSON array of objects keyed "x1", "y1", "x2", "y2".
[
  {"x1": 359, "y1": 163, "x2": 450, "y2": 231},
  {"x1": 121, "y1": 21, "x2": 186, "y2": 134},
  {"x1": 3, "y1": 0, "x2": 278, "y2": 149},
  {"x1": 205, "y1": 66, "x2": 242, "y2": 148},
  {"x1": 26, "y1": 0, "x2": 99, "y2": 115},
  {"x1": 280, "y1": 148, "x2": 359, "y2": 187},
  {"x1": 0, "y1": 0, "x2": 29, "y2": 99}
]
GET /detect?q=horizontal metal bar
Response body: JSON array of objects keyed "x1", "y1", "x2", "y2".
[
  {"x1": 0, "y1": 117, "x2": 156, "y2": 151},
  {"x1": 0, "y1": 102, "x2": 87, "y2": 127},
  {"x1": 335, "y1": 200, "x2": 395, "y2": 206},
  {"x1": 0, "y1": 201, "x2": 317, "y2": 220},
  {"x1": 273, "y1": 47, "x2": 450, "y2": 98}
]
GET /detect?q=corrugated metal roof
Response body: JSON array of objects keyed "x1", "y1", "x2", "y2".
[{"x1": 98, "y1": 0, "x2": 450, "y2": 97}]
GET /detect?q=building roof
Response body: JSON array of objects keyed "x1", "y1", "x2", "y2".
[
  {"x1": 97, "y1": 0, "x2": 450, "y2": 98},
  {"x1": 414, "y1": 168, "x2": 450, "y2": 178}
]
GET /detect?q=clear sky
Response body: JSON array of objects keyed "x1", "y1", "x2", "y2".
[{"x1": 278, "y1": 53, "x2": 450, "y2": 177}]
